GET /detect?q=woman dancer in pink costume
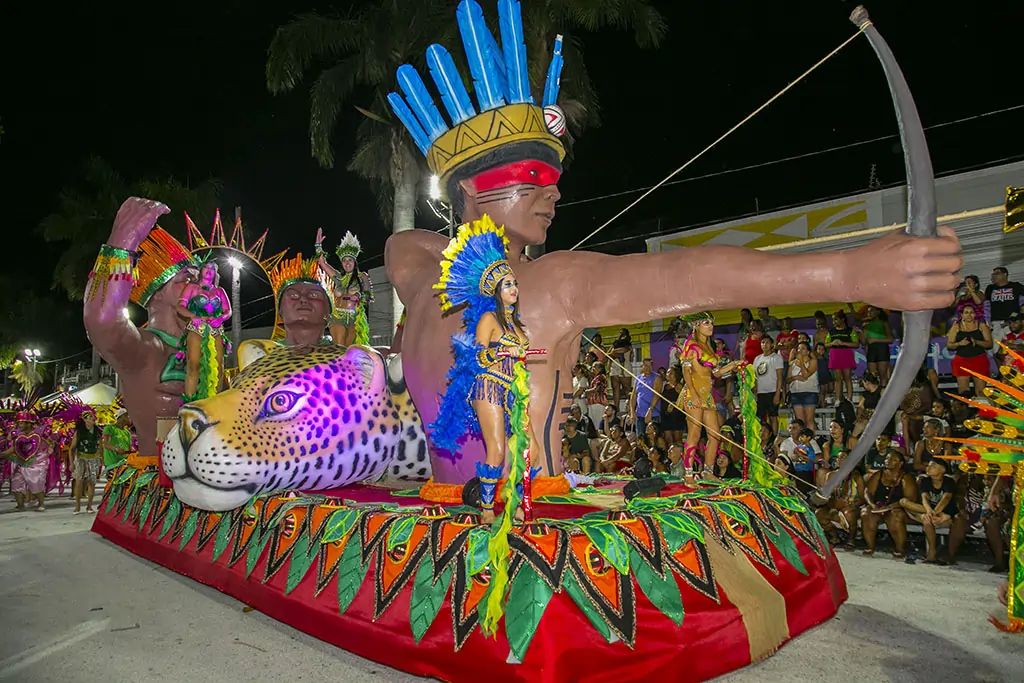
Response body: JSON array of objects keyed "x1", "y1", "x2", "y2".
[{"x1": 3, "y1": 411, "x2": 55, "y2": 511}]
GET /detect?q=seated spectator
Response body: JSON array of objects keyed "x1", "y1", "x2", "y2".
[
  {"x1": 853, "y1": 372, "x2": 889, "y2": 438},
  {"x1": 776, "y1": 418, "x2": 822, "y2": 462},
  {"x1": 864, "y1": 431, "x2": 897, "y2": 471},
  {"x1": 925, "y1": 399, "x2": 951, "y2": 437},
  {"x1": 814, "y1": 450, "x2": 865, "y2": 550},
  {"x1": 595, "y1": 424, "x2": 633, "y2": 473},
  {"x1": 562, "y1": 418, "x2": 592, "y2": 473},
  {"x1": 982, "y1": 475, "x2": 1012, "y2": 573},
  {"x1": 912, "y1": 419, "x2": 951, "y2": 473},
  {"x1": 569, "y1": 404, "x2": 598, "y2": 439},
  {"x1": 862, "y1": 451, "x2": 918, "y2": 558},
  {"x1": 585, "y1": 361, "x2": 609, "y2": 426},
  {"x1": 712, "y1": 450, "x2": 741, "y2": 479},
  {"x1": 666, "y1": 442, "x2": 688, "y2": 479},
  {"x1": 634, "y1": 421, "x2": 668, "y2": 470},
  {"x1": 824, "y1": 419, "x2": 858, "y2": 467},
  {"x1": 900, "y1": 459, "x2": 968, "y2": 565}
]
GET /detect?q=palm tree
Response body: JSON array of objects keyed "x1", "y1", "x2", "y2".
[
  {"x1": 38, "y1": 156, "x2": 221, "y2": 300},
  {"x1": 267, "y1": 0, "x2": 666, "y2": 327}
]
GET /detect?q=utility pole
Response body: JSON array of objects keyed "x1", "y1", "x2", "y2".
[{"x1": 230, "y1": 208, "x2": 243, "y2": 368}]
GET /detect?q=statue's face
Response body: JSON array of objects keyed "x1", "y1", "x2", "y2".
[
  {"x1": 461, "y1": 160, "x2": 561, "y2": 245},
  {"x1": 280, "y1": 282, "x2": 330, "y2": 326},
  {"x1": 149, "y1": 268, "x2": 197, "y2": 316}
]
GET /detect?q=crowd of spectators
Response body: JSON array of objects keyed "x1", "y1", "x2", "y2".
[{"x1": 562, "y1": 267, "x2": 1023, "y2": 572}]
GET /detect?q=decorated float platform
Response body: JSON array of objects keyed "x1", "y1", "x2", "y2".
[{"x1": 93, "y1": 468, "x2": 846, "y2": 683}]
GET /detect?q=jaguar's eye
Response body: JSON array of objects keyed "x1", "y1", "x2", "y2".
[{"x1": 259, "y1": 390, "x2": 302, "y2": 420}]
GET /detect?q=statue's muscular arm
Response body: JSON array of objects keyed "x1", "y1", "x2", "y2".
[
  {"x1": 83, "y1": 198, "x2": 170, "y2": 371},
  {"x1": 548, "y1": 227, "x2": 962, "y2": 329},
  {"x1": 385, "y1": 230, "x2": 450, "y2": 304}
]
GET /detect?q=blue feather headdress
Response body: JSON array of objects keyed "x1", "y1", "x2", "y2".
[
  {"x1": 388, "y1": 0, "x2": 567, "y2": 195},
  {"x1": 433, "y1": 216, "x2": 513, "y2": 313}
]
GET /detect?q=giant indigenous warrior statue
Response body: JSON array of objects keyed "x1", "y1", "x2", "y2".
[
  {"x1": 236, "y1": 253, "x2": 332, "y2": 369},
  {"x1": 385, "y1": 0, "x2": 964, "y2": 486},
  {"x1": 84, "y1": 199, "x2": 199, "y2": 468}
]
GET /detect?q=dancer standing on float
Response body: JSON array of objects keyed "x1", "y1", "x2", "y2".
[
  {"x1": 178, "y1": 261, "x2": 231, "y2": 399},
  {"x1": 680, "y1": 312, "x2": 742, "y2": 477},
  {"x1": 430, "y1": 221, "x2": 539, "y2": 524},
  {"x1": 315, "y1": 229, "x2": 373, "y2": 346},
  {"x1": 385, "y1": 0, "x2": 963, "y2": 490}
]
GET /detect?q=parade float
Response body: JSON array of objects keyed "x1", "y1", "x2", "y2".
[{"x1": 87, "y1": 2, "x2": 975, "y2": 681}]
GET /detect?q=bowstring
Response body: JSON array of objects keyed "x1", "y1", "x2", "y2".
[{"x1": 570, "y1": 26, "x2": 868, "y2": 252}]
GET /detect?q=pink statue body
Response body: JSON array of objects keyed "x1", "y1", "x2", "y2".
[{"x1": 83, "y1": 198, "x2": 197, "y2": 463}]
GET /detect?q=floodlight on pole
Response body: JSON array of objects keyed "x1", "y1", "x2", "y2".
[
  {"x1": 227, "y1": 256, "x2": 243, "y2": 270},
  {"x1": 428, "y1": 175, "x2": 441, "y2": 200},
  {"x1": 32, "y1": 349, "x2": 40, "y2": 357},
  {"x1": 123, "y1": 307, "x2": 131, "y2": 320},
  {"x1": 24, "y1": 348, "x2": 31, "y2": 357}
]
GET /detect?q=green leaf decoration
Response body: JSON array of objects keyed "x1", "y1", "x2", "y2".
[
  {"x1": 465, "y1": 527, "x2": 491, "y2": 577},
  {"x1": 763, "y1": 487, "x2": 807, "y2": 513},
  {"x1": 133, "y1": 471, "x2": 157, "y2": 490},
  {"x1": 577, "y1": 520, "x2": 630, "y2": 574},
  {"x1": 285, "y1": 532, "x2": 321, "y2": 594},
  {"x1": 627, "y1": 496, "x2": 678, "y2": 513},
  {"x1": 179, "y1": 511, "x2": 200, "y2": 551},
  {"x1": 113, "y1": 468, "x2": 136, "y2": 486},
  {"x1": 711, "y1": 500, "x2": 750, "y2": 526},
  {"x1": 535, "y1": 494, "x2": 591, "y2": 505},
  {"x1": 805, "y1": 509, "x2": 831, "y2": 548},
  {"x1": 572, "y1": 486, "x2": 603, "y2": 495},
  {"x1": 763, "y1": 524, "x2": 808, "y2": 576},
  {"x1": 337, "y1": 537, "x2": 369, "y2": 615},
  {"x1": 444, "y1": 505, "x2": 480, "y2": 515},
  {"x1": 630, "y1": 549, "x2": 683, "y2": 625},
  {"x1": 103, "y1": 489, "x2": 118, "y2": 515},
  {"x1": 211, "y1": 511, "x2": 235, "y2": 562},
  {"x1": 654, "y1": 511, "x2": 704, "y2": 551},
  {"x1": 158, "y1": 496, "x2": 181, "y2": 542},
  {"x1": 562, "y1": 571, "x2": 613, "y2": 643},
  {"x1": 120, "y1": 490, "x2": 139, "y2": 523},
  {"x1": 245, "y1": 527, "x2": 272, "y2": 578},
  {"x1": 504, "y1": 563, "x2": 554, "y2": 661},
  {"x1": 409, "y1": 554, "x2": 453, "y2": 644},
  {"x1": 389, "y1": 487, "x2": 424, "y2": 497},
  {"x1": 386, "y1": 516, "x2": 418, "y2": 551},
  {"x1": 137, "y1": 494, "x2": 155, "y2": 533},
  {"x1": 320, "y1": 508, "x2": 361, "y2": 544}
]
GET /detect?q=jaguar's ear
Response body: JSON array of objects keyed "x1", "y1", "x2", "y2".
[{"x1": 343, "y1": 345, "x2": 385, "y2": 395}]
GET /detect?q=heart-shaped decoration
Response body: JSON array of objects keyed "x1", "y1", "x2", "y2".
[{"x1": 13, "y1": 433, "x2": 40, "y2": 465}]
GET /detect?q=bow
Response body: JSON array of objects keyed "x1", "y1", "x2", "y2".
[{"x1": 817, "y1": 6, "x2": 938, "y2": 498}]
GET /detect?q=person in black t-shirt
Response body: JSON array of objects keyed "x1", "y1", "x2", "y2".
[
  {"x1": 865, "y1": 432, "x2": 896, "y2": 472},
  {"x1": 984, "y1": 266, "x2": 1024, "y2": 342},
  {"x1": 901, "y1": 459, "x2": 967, "y2": 564},
  {"x1": 569, "y1": 404, "x2": 598, "y2": 439}
]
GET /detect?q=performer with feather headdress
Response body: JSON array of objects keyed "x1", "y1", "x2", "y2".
[
  {"x1": 429, "y1": 218, "x2": 539, "y2": 526},
  {"x1": 315, "y1": 228, "x2": 373, "y2": 346}
]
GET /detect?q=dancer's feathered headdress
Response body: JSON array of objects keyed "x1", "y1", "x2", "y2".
[
  {"x1": 434, "y1": 216, "x2": 513, "y2": 312},
  {"x1": 131, "y1": 228, "x2": 200, "y2": 307},
  {"x1": 268, "y1": 253, "x2": 330, "y2": 303},
  {"x1": 388, "y1": 0, "x2": 566, "y2": 199},
  {"x1": 335, "y1": 232, "x2": 362, "y2": 261}
]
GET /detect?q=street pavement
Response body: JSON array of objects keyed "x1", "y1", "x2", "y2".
[{"x1": 0, "y1": 491, "x2": 1020, "y2": 682}]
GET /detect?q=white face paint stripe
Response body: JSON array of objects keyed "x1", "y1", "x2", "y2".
[{"x1": 0, "y1": 618, "x2": 111, "y2": 679}]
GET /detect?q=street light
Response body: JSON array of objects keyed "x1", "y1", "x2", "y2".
[
  {"x1": 428, "y1": 175, "x2": 441, "y2": 200},
  {"x1": 122, "y1": 307, "x2": 131, "y2": 320},
  {"x1": 24, "y1": 348, "x2": 31, "y2": 357},
  {"x1": 227, "y1": 256, "x2": 243, "y2": 270},
  {"x1": 31, "y1": 349, "x2": 40, "y2": 357}
]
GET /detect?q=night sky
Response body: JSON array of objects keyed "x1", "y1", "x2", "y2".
[{"x1": 3, "y1": 0, "x2": 1023, "y2": 354}]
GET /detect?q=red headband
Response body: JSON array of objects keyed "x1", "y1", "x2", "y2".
[{"x1": 470, "y1": 160, "x2": 561, "y2": 193}]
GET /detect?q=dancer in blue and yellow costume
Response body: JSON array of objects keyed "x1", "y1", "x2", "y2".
[
  {"x1": 429, "y1": 219, "x2": 539, "y2": 526},
  {"x1": 315, "y1": 230, "x2": 373, "y2": 347}
]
